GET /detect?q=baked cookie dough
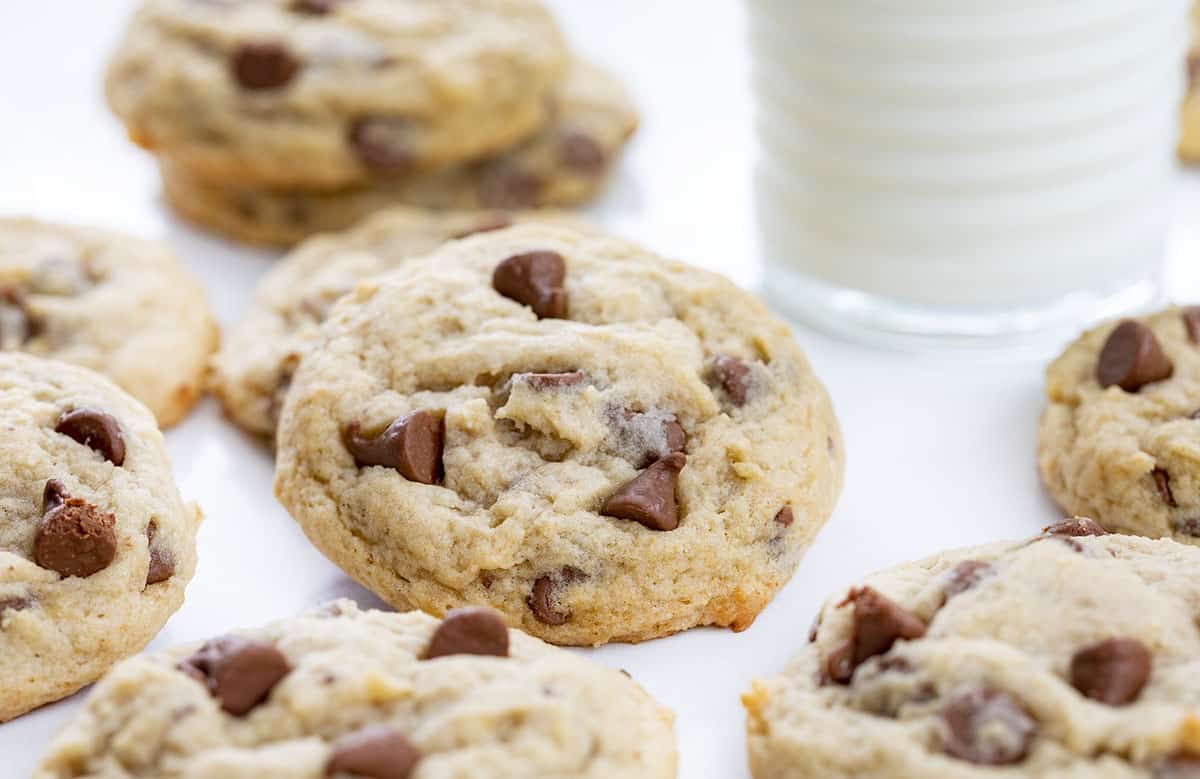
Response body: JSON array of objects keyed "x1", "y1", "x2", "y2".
[
  {"x1": 161, "y1": 61, "x2": 638, "y2": 247},
  {"x1": 274, "y1": 223, "x2": 844, "y2": 645},
  {"x1": 1039, "y1": 307, "x2": 1200, "y2": 542},
  {"x1": 106, "y1": 0, "x2": 569, "y2": 189},
  {"x1": 0, "y1": 218, "x2": 217, "y2": 427},
  {"x1": 745, "y1": 524, "x2": 1200, "y2": 778},
  {"x1": 0, "y1": 353, "x2": 199, "y2": 722},
  {"x1": 212, "y1": 207, "x2": 565, "y2": 439},
  {"x1": 1181, "y1": 4, "x2": 1200, "y2": 161},
  {"x1": 34, "y1": 601, "x2": 677, "y2": 778}
]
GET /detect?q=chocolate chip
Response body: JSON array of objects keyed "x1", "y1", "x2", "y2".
[
  {"x1": 492, "y1": 251, "x2": 567, "y2": 319},
  {"x1": 54, "y1": 408, "x2": 126, "y2": 466},
  {"x1": 232, "y1": 42, "x2": 300, "y2": 90},
  {"x1": 521, "y1": 371, "x2": 584, "y2": 391},
  {"x1": 528, "y1": 575, "x2": 570, "y2": 626},
  {"x1": 292, "y1": 0, "x2": 345, "y2": 13},
  {"x1": 1154, "y1": 468, "x2": 1178, "y2": 507},
  {"x1": 479, "y1": 168, "x2": 543, "y2": 208},
  {"x1": 601, "y1": 452, "x2": 686, "y2": 531},
  {"x1": 1157, "y1": 755, "x2": 1200, "y2": 778},
  {"x1": 1070, "y1": 638, "x2": 1152, "y2": 705},
  {"x1": 940, "y1": 689, "x2": 1037, "y2": 765},
  {"x1": 774, "y1": 506, "x2": 794, "y2": 527},
  {"x1": 1185, "y1": 307, "x2": 1200, "y2": 344},
  {"x1": 1178, "y1": 518, "x2": 1200, "y2": 537},
  {"x1": 663, "y1": 419, "x2": 686, "y2": 454},
  {"x1": 179, "y1": 637, "x2": 291, "y2": 716},
  {"x1": 145, "y1": 522, "x2": 175, "y2": 585},
  {"x1": 349, "y1": 117, "x2": 416, "y2": 174},
  {"x1": 326, "y1": 726, "x2": 420, "y2": 779},
  {"x1": 423, "y1": 607, "x2": 509, "y2": 659},
  {"x1": 560, "y1": 131, "x2": 607, "y2": 175},
  {"x1": 34, "y1": 485, "x2": 117, "y2": 578},
  {"x1": 836, "y1": 587, "x2": 927, "y2": 681},
  {"x1": 712, "y1": 355, "x2": 752, "y2": 406},
  {"x1": 451, "y1": 213, "x2": 513, "y2": 240},
  {"x1": 943, "y1": 560, "x2": 994, "y2": 600},
  {"x1": 824, "y1": 641, "x2": 855, "y2": 684},
  {"x1": 1043, "y1": 518, "x2": 1108, "y2": 537},
  {"x1": 1096, "y1": 320, "x2": 1174, "y2": 392},
  {"x1": 344, "y1": 410, "x2": 444, "y2": 485},
  {"x1": 0, "y1": 596, "x2": 32, "y2": 617}
]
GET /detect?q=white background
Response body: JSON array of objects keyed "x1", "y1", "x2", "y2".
[{"x1": 3, "y1": 2, "x2": 1200, "y2": 777}]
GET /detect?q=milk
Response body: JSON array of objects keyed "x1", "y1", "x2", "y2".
[{"x1": 749, "y1": 0, "x2": 1190, "y2": 339}]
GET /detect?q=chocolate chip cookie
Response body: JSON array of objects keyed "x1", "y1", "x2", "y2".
[
  {"x1": 1181, "y1": 4, "x2": 1200, "y2": 161},
  {"x1": 745, "y1": 525, "x2": 1200, "y2": 778},
  {"x1": 273, "y1": 223, "x2": 844, "y2": 645},
  {"x1": 34, "y1": 600, "x2": 677, "y2": 778},
  {"x1": 159, "y1": 60, "x2": 638, "y2": 247},
  {"x1": 0, "y1": 218, "x2": 217, "y2": 427},
  {"x1": 1039, "y1": 307, "x2": 1200, "y2": 542},
  {"x1": 106, "y1": 0, "x2": 569, "y2": 189},
  {"x1": 0, "y1": 353, "x2": 200, "y2": 722},
  {"x1": 212, "y1": 207, "x2": 571, "y2": 439}
]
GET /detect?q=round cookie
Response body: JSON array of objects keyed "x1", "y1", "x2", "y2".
[
  {"x1": 34, "y1": 601, "x2": 677, "y2": 778},
  {"x1": 1039, "y1": 307, "x2": 1200, "y2": 542},
  {"x1": 0, "y1": 218, "x2": 217, "y2": 427},
  {"x1": 161, "y1": 60, "x2": 639, "y2": 247},
  {"x1": 274, "y1": 222, "x2": 844, "y2": 645},
  {"x1": 212, "y1": 207, "x2": 571, "y2": 439},
  {"x1": 744, "y1": 524, "x2": 1200, "y2": 778},
  {"x1": 106, "y1": 0, "x2": 569, "y2": 190},
  {"x1": 0, "y1": 353, "x2": 199, "y2": 722}
]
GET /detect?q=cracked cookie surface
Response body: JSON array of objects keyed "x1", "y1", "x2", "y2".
[
  {"x1": 0, "y1": 218, "x2": 217, "y2": 427},
  {"x1": 0, "y1": 353, "x2": 199, "y2": 722},
  {"x1": 1039, "y1": 307, "x2": 1200, "y2": 542},
  {"x1": 161, "y1": 60, "x2": 638, "y2": 247},
  {"x1": 745, "y1": 528, "x2": 1200, "y2": 779},
  {"x1": 34, "y1": 600, "x2": 676, "y2": 779},
  {"x1": 106, "y1": 0, "x2": 569, "y2": 189},
  {"x1": 211, "y1": 207, "x2": 573, "y2": 439},
  {"x1": 274, "y1": 223, "x2": 844, "y2": 645}
]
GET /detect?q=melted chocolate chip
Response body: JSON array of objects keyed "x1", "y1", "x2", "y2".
[
  {"x1": 825, "y1": 641, "x2": 856, "y2": 684},
  {"x1": 1043, "y1": 518, "x2": 1109, "y2": 537},
  {"x1": 837, "y1": 587, "x2": 927, "y2": 680},
  {"x1": 451, "y1": 213, "x2": 513, "y2": 240},
  {"x1": 1153, "y1": 468, "x2": 1178, "y2": 508},
  {"x1": 0, "y1": 596, "x2": 32, "y2": 617},
  {"x1": 492, "y1": 251, "x2": 567, "y2": 319},
  {"x1": 521, "y1": 371, "x2": 585, "y2": 391},
  {"x1": 326, "y1": 726, "x2": 420, "y2": 779},
  {"x1": 54, "y1": 408, "x2": 125, "y2": 466},
  {"x1": 343, "y1": 410, "x2": 444, "y2": 484},
  {"x1": 1096, "y1": 320, "x2": 1174, "y2": 392},
  {"x1": 943, "y1": 560, "x2": 994, "y2": 600},
  {"x1": 179, "y1": 637, "x2": 291, "y2": 716},
  {"x1": 232, "y1": 42, "x2": 300, "y2": 90},
  {"x1": 528, "y1": 575, "x2": 570, "y2": 626},
  {"x1": 1185, "y1": 307, "x2": 1200, "y2": 344},
  {"x1": 940, "y1": 689, "x2": 1037, "y2": 766},
  {"x1": 349, "y1": 117, "x2": 416, "y2": 174},
  {"x1": 34, "y1": 485, "x2": 117, "y2": 578},
  {"x1": 292, "y1": 0, "x2": 345, "y2": 13},
  {"x1": 423, "y1": 607, "x2": 509, "y2": 659},
  {"x1": 560, "y1": 131, "x2": 607, "y2": 175},
  {"x1": 1070, "y1": 638, "x2": 1152, "y2": 705},
  {"x1": 479, "y1": 168, "x2": 543, "y2": 208},
  {"x1": 773, "y1": 506, "x2": 795, "y2": 527},
  {"x1": 601, "y1": 452, "x2": 686, "y2": 531},
  {"x1": 711, "y1": 355, "x2": 752, "y2": 406},
  {"x1": 145, "y1": 522, "x2": 175, "y2": 585}
]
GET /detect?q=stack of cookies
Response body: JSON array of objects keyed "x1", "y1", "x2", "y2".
[{"x1": 103, "y1": 0, "x2": 639, "y2": 247}]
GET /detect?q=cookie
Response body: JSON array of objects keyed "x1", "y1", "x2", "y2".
[
  {"x1": 273, "y1": 222, "x2": 844, "y2": 645},
  {"x1": 160, "y1": 61, "x2": 638, "y2": 247},
  {"x1": 0, "y1": 353, "x2": 200, "y2": 722},
  {"x1": 0, "y1": 218, "x2": 218, "y2": 427},
  {"x1": 106, "y1": 0, "x2": 569, "y2": 189},
  {"x1": 1181, "y1": 5, "x2": 1200, "y2": 161},
  {"x1": 212, "y1": 207, "x2": 571, "y2": 438},
  {"x1": 1038, "y1": 307, "x2": 1200, "y2": 542},
  {"x1": 34, "y1": 600, "x2": 677, "y2": 778},
  {"x1": 744, "y1": 525, "x2": 1200, "y2": 778}
]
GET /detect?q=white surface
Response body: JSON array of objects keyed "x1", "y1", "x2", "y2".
[
  {"x1": 748, "y1": 0, "x2": 1189, "y2": 307},
  {"x1": 2, "y1": 2, "x2": 1200, "y2": 777}
]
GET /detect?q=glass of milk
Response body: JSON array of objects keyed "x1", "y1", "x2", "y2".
[{"x1": 749, "y1": 1, "x2": 1190, "y2": 344}]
